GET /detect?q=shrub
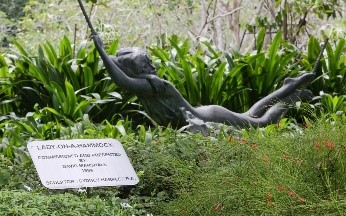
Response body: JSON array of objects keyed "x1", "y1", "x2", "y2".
[
  {"x1": 155, "y1": 121, "x2": 346, "y2": 215},
  {"x1": 1, "y1": 37, "x2": 145, "y2": 125},
  {"x1": 0, "y1": 190, "x2": 126, "y2": 216}
]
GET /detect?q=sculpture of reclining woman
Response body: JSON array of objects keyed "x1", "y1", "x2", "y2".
[
  {"x1": 90, "y1": 34, "x2": 314, "y2": 128},
  {"x1": 76, "y1": 0, "x2": 315, "y2": 129}
]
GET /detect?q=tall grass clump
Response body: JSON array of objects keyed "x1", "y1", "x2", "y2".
[{"x1": 155, "y1": 120, "x2": 346, "y2": 215}]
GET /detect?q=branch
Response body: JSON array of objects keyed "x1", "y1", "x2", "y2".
[
  {"x1": 207, "y1": 6, "x2": 244, "y2": 24},
  {"x1": 197, "y1": 0, "x2": 213, "y2": 36},
  {"x1": 197, "y1": 4, "x2": 244, "y2": 37},
  {"x1": 77, "y1": 0, "x2": 96, "y2": 35}
]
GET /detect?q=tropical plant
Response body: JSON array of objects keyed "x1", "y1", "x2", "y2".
[
  {"x1": 151, "y1": 32, "x2": 300, "y2": 113},
  {"x1": 0, "y1": 36, "x2": 146, "y2": 125},
  {"x1": 228, "y1": 31, "x2": 300, "y2": 112},
  {"x1": 303, "y1": 36, "x2": 346, "y2": 95},
  {"x1": 0, "y1": 110, "x2": 135, "y2": 162},
  {"x1": 312, "y1": 91, "x2": 346, "y2": 115},
  {"x1": 0, "y1": 54, "x2": 14, "y2": 114},
  {"x1": 151, "y1": 35, "x2": 237, "y2": 107}
]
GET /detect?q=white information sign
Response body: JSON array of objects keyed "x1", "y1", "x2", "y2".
[{"x1": 27, "y1": 139, "x2": 139, "y2": 189}]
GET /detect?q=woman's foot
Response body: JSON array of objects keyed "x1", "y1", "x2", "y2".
[{"x1": 283, "y1": 73, "x2": 315, "y2": 88}]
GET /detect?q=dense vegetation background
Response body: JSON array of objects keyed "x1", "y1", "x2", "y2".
[
  {"x1": 0, "y1": 0, "x2": 346, "y2": 215},
  {"x1": 1, "y1": 0, "x2": 345, "y2": 51}
]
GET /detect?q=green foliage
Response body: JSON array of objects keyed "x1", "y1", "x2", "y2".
[
  {"x1": 0, "y1": 33, "x2": 345, "y2": 215},
  {"x1": 0, "y1": 37, "x2": 145, "y2": 125},
  {"x1": 1, "y1": 34, "x2": 345, "y2": 128},
  {"x1": 0, "y1": 112, "x2": 134, "y2": 161},
  {"x1": 127, "y1": 129, "x2": 205, "y2": 199},
  {"x1": 1, "y1": 112, "x2": 346, "y2": 215},
  {"x1": 155, "y1": 121, "x2": 346, "y2": 215},
  {"x1": 151, "y1": 35, "x2": 234, "y2": 107},
  {"x1": 304, "y1": 36, "x2": 346, "y2": 95},
  {"x1": 0, "y1": 190, "x2": 126, "y2": 215},
  {"x1": 311, "y1": 92, "x2": 346, "y2": 117},
  {"x1": 0, "y1": 0, "x2": 28, "y2": 20},
  {"x1": 0, "y1": 118, "x2": 210, "y2": 214},
  {"x1": 151, "y1": 33, "x2": 300, "y2": 112},
  {"x1": 324, "y1": 39, "x2": 346, "y2": 93},
  {"x1": 0, "y1": 168, "x2": 10, "y2": 187},
  {"x1": 230, "y1": 31, "x2": 299, "y2": 111},
  {"x1": 319, "y1": 94, "x2": 345, "y2": 114},
  {"x1": 0, "y1": 54, "x2": 14, "y2": 114},
  {"x1": 0, "y1": 1, "x2": 345, "y2": 214},
  {"x1": 251, "y1": 0, "x2": 346, "y2": 44}
]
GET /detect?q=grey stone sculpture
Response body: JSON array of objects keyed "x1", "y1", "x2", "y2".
[
  {"x1": 77, "y1": 0, "x2": 315, "y2": 129},
  {"x1": 91, "y1": 34, "x2": 314, "y2": 129}
]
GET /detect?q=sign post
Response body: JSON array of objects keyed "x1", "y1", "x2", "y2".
[{"x1": 27, "y1": 139, "x2": 139, "y2": 189}]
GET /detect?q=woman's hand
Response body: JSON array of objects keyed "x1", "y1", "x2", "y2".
[
  {"x1": 90, "y1": 34, "x2": 104, "y2": 48},
  {"x1": 145, "y1": 75, "x2": 166, "y2": 94}
]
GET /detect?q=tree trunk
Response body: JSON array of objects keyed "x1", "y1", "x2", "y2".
[{"x1": 221, "y1": 0, "x2": 243, "y2": 48}]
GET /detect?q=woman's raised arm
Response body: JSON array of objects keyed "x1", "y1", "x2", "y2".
[
  {"x1": 77, "y1": 0, "x2": 154, "y2": 95},
  {"x1": 91, "y1": 34, "x2": 154, "y2": 94}
]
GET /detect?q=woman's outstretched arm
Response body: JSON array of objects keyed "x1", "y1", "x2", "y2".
[{"x1": 91, "y1": 34, "x2": 154, "y2": 95}]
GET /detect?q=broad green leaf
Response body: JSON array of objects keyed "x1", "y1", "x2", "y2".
[
  {"x1": 256, "y1": 28, "x2": 266, "y2": 53},
  {"x1": 42, "y1": 107, "x2": 63, "y2": 117},
  {"x1": 28, "y1": 63, "x2": 47, "y2": 84},
  {"x1": 203, "y1": 41, "x2": 220, "y2": 58},
  {"x1": 0, "y1": 55, "x2": 9, "y2": 77},
  {"x1": 73, "y1": 100, "x2": 92, "y2": 119},
  {"x1": 43, "y1": 42, "x2": 58, "y2": 66},
  {"x1": 107, "y1": 38, "x2": 119, "y2": 55},
  {"x1": 334, "y1": 39, "x2": 345, "y2": 66},
  {"x1": 65, "y1": 80, "x2": 77, "y2": 116},
  {"x1": 274, "y1": 51, "x2": 297, "y2": 77},
  {"x1": 210, "y1": 62, "x2": 226, "y2": 103},
  {"x1": 115, "y1": 124, "x2": 126, "y2": 136},
  {"x1": 11, "y1": 39, "x2": 29, "y2": 57},
  {"x1": 49, "y1": 81, "x2": 66, "y2": 110},
  {"x1": 63, "y1": 65, "x2": 80, "y2": 90},
  {"x1": 82, "y1": 66, "x2": 94, "y2": 88},
  {"x1": 307, "y1": 36, "x2": 320, "y2": 63},
  {"x1": 77, "y1": 47, "x2": 87, "y2": 61},
  {"x1": 150, "y1": 48, "x2": 170, "y2": 62},
  {"x1": 108, "y1": 92, "x2": 122, "y2": 99},
  {"x1": 59, "y1": 36, "x2": 73, "y2": 60},
  {"x1": 15, "y1": 122, "x2": 36, "y2": 133},
  {"x1": 326, "y1": 43, "x2": 336, "y2": 78},
  {"x1": 268, "y1": 31, "x2": 282, "y2": 75}
]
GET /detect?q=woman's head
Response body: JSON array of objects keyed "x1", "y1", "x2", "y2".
[{"x1": 112, "y1": 47, "x2": 157, "y2": 78}]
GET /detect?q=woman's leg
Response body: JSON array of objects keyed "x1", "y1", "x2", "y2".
[
  {"x1": 254, "y1": 88, "x2": 313, "y2": 126},
  {"x1": 194, "y1": 88, "x2": 312, "y2": 128},
  {"x1": 243, "y1": 73, "x2": 314, "y2": 118}
]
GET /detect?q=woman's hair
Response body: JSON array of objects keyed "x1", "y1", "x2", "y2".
[{"x1": 112, "y1": 47, "x2": 156, "y2": 77}]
